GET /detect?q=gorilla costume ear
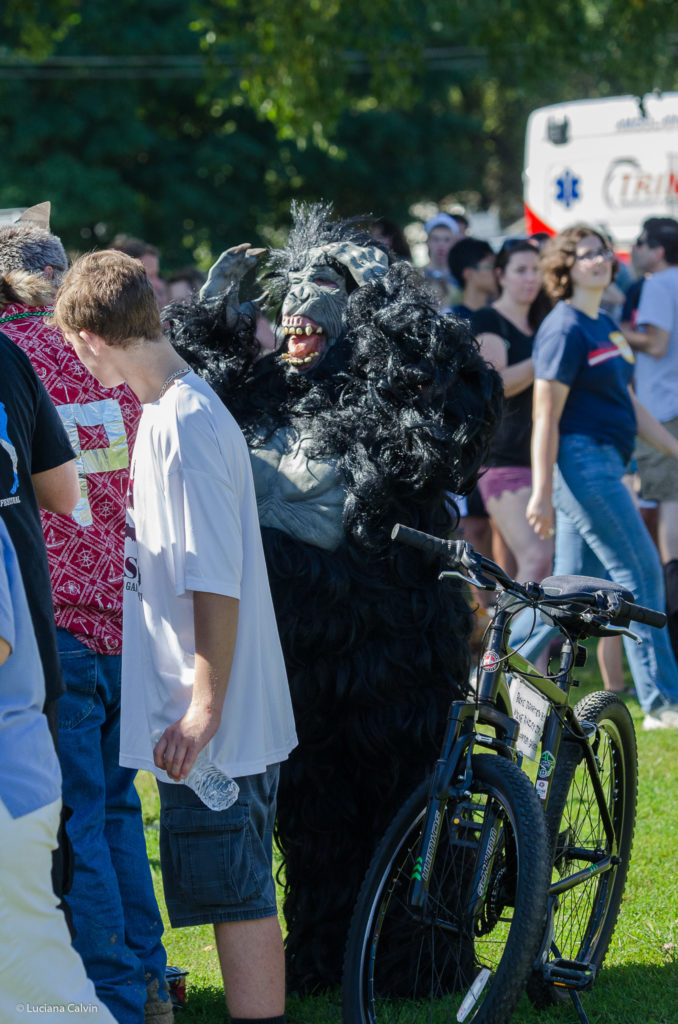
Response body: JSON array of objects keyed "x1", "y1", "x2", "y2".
[{"x1": 18, "y1": 202, "x2": 51, "y2": 230}]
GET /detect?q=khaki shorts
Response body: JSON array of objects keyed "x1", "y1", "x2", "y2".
[{"x1": 635, "y1": 415, "x2": 678, "y2": 502}]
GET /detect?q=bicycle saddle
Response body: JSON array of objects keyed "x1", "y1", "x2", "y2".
[{"x1": 538, "y1": 574, "x2": 634, "y2": 635}]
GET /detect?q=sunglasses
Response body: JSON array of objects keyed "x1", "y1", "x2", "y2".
[
  {"x1": 634, "y1": 236, "x2": 657, "y2": 248},
  {"x1": 574, "y1": 247, "x2": 614, "y2": 263}
]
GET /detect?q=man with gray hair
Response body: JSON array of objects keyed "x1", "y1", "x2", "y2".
[{"x1": 0, "y1": 205, "x2": 173, "y2": 1022}]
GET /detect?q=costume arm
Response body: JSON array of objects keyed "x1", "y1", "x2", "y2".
[
  {"x1": 526, "y1": 378, "x2": 569, "y2": 540},
  {"x1": 166, "y1": 247, "x2": 264, "y2": 401},
  {"x1": 154, "y1": 592, "x2": 239, "y2": 782}
]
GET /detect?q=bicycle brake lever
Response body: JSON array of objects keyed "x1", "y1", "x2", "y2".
[
  {"x1": 597, "y1": 624, "x2": 642, "y2": 644},
  {"x1": 439, "y1": 569, "x2": 497, "y2": 591}
]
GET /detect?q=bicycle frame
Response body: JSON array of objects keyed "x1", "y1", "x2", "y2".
[{"x1": 409, "y1": 592, "x2": 619, "y2": 912}]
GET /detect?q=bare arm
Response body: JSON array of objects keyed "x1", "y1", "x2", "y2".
[
  {"x1": 154, "y1": 592, "x2": 239, "y2": 782},
  {"x1": 31, "y1": 459, "x2": 79, "y2": 514},
  {"x1": 477, "y1": 331, "x2": 534, "y2": 398},
  {"x1": 630, "y1": 388, "x2": 678, "y2": 458},
  {"x1": 621, "y1": 323, "x2": 669, "y2": 358},
  {"x1": 526, "y1": 379, "x2": 570, "y2": 540}
]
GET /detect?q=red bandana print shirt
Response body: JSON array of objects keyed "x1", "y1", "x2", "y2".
[{"x1": 1, "y1": 304, "x2": 141, "y2": 654}]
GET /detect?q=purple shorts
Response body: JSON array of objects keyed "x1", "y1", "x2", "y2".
[{"x1": 477, "y1": 466, "x2": 532, "y2": 504}]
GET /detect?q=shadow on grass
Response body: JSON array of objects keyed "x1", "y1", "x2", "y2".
[
  {"x1": 170, "y1": 961, "x2": 676, "y2": 1023},
  {"x1": 506, "y1": 961, "x2": 678, "y2": 1024},
  {"x1": 173, "y1": 984, "x2": 224, "y2": 1020},
  {"x1": 278, "y1": 963, "x2": 675, "y2": 1024}
]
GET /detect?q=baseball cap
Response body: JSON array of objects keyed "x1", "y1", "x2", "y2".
[{"x1": 424, "y1": 213, "x2": 460, "y2": 236}]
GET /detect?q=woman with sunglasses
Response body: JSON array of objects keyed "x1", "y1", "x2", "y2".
[
  {"x1": 521, "y1": 224, "x2": 678, "y2": 729},
  {"x1": 472, "y1": 239, "x2": 552, "y2": 584}
]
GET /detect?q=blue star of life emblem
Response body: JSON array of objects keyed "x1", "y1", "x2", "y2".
[{"x1": 555, "y1": 169, "x2": 581, "y2": 209}]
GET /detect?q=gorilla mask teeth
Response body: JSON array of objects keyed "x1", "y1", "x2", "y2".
[{"x1": 281, "y1": 351, "x2": 320, "y2": 366}]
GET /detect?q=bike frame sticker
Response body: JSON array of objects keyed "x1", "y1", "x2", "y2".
[
  {"x1": 538, "y1": 750, "x2": 556, "y2": 779},
  {"x1": 480, "y1": 650, "x2": 500, "y2": 672}
]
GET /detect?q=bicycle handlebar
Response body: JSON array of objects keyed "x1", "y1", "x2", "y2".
[
  {"x1": 390, "y1": 523, "x2": 464, "y2": 563},
  {"x1": 392, "y1": 522, "x2": 667, "y2": 632},
  {"x1": 615, "y1": 596, "x2": 666, "y2": 630}
]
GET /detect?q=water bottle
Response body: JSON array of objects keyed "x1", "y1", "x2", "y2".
[{"x1": 151, "y1": 731, "x2": 239, "y2": 811}]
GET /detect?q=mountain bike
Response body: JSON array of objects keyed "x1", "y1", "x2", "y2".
[{"x1": 342, "y1": 523, "x2": 666, "y2": 1024}]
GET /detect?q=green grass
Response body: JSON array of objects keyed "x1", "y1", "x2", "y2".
[{"x1": 138, "y1": 653, "x2": 678, "y2": 1023}]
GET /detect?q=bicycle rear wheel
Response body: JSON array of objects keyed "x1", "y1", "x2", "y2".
[
  {"x1": 342, "y1": 753, "x2": 550, "y2": 1024},
  {"x1": 528, "y1": 692, "x2": 637, "y2": 1006}
]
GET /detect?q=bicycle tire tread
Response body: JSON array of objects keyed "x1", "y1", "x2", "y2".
[
  {"x1": 342, "y1": 754, "x2": 551, "y2": 1024},
  {"x1": 528, "y1": 691, "x2": 637, "y2": 1008}
]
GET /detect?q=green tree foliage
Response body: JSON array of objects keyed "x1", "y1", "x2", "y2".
[
  {"x1": 0, "y1": 0, "x2": 676, "y2": 263},
  {"x1": 0, "y1": 1, "x2": 326, "y2": 265},
  {"x1": 195, "y1": 0, "x2": 677, "y2": 208}
]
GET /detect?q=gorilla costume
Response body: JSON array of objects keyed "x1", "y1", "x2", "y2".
[{"x1": 167, "y1": 203, "x2": 502, "y2": 991}]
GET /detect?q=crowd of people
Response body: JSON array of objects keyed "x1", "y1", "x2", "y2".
[
  {"x1": 423, "y1": 211, "x2": 678, "y2": 725},
  {"x1": 1, "y1": 196, "x2": 678, "y2": 1024},
  {"x1": 0, "y1": 208, "x2": 294, "y2": 1024}
]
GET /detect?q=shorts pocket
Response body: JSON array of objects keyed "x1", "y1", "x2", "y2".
[{"x1": 161, "y1": 803, "x2": 263, "y2": 908}]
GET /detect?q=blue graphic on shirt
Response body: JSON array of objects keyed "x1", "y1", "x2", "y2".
[
  {"x1": 555, "y1": 169, "x2": 581, "y2": 209},
  {"x1": 0, "y1": 402, "x2": 19, "y2": 495}
]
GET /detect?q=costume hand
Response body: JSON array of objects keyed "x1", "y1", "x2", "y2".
[
  {"x1": 153, "y1": 704, "x2": 221, "y2": 782},
  {"x1": 199, "y1": 243, "x2": 266, "y2": 302},
  {"x1": 526, "y1": 492, "x2": 555, "y2": 540}
]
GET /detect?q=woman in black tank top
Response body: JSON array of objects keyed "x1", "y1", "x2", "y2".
[{"x1": 472, "y1": 239, "x2": 553, "y2": 587}]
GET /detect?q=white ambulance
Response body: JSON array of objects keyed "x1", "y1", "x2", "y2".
[{"x1": 523, "y1": 92, "x2": 678, "y2": 256}]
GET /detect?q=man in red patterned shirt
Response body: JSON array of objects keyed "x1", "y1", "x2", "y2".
[{"x1": 0, "y1": 208, "x2": 172, "y2": 1024}]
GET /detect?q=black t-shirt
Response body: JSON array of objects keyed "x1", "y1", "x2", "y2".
[
  {"x1": 471, "y1": 307, "x2": 534, "y2": 467},
  {"x1": 448, "y1": 303, "x2": 474, "y2": 323},
  {"x1": 0, "y1": 331, "x2": 75, "y2": 700}
]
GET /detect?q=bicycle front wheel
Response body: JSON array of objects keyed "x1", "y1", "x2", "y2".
[
  {"x1": 342, "y1": 753, "x2": 550, "y2": 1024},
  {"x1": 529, "y1": 692, "x2": 637, "y2": 1006}
]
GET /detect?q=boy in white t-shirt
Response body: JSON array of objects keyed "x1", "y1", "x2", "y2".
[{"x1": 54, "y1": 250, "x2": 297, "y2": 1024}]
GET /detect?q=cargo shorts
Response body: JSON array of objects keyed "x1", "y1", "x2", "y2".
[{"x1": 157, "y1": 762, "x2": 280, "y2": 927}]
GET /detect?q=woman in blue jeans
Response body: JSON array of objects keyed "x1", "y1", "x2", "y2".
[{"x1": 518, "y1": 224, "x2": 678, "y2": 729}]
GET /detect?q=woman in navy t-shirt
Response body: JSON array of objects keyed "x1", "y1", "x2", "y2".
[{"x1": 522, "y1": 224, "x2": 678, "y2": 728}]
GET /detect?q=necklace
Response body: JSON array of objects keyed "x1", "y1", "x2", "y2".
[{"x1": 158, "y1": 366, "x2": 190, "y2": 398}]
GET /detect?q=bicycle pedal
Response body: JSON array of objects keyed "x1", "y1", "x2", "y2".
[{"x1": 542, "y1": 958, "x2": 597, "y2": 991}]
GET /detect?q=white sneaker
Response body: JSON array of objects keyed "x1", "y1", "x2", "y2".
[{"x1": 643, "y1": 704, "x2": 678, "y2": 730}]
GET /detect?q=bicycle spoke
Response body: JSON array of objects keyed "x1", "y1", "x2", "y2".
[{"x1": 344, "y1": 758, "x2": 550, "y2": 1023}]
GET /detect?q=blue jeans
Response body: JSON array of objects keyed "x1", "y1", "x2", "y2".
[
  {"x1": 509, "y1": 435, "x2": 678, "y2": 713},
  {"x1": 57, "y1": 629, "x2": 168, "y2": 1024}
]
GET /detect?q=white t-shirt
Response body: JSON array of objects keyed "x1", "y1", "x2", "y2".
[
  {"x1": 635, "y1": 265, "x2": 678, "y2": 421},
  {"x1": 120, "y1": 370, "x2": 297, "y2": 781}
]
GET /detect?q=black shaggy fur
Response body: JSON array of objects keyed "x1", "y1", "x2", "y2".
[{"x1": 167, "y1": 203, "x2": 502, "y2": 992}]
